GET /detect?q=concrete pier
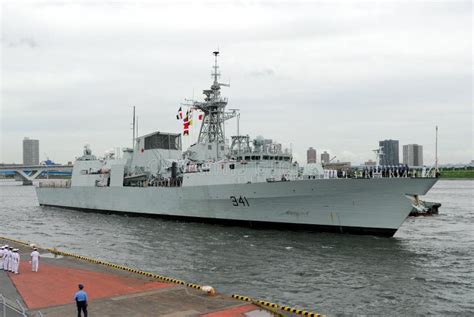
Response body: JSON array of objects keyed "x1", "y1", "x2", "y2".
[{"x1": 0, "y1": 237, "x2": 323, "y2": 317}]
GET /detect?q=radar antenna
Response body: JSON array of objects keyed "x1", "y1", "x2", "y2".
[{"x1": 186, "y1": 51, "x2": 236, "y2": 148}]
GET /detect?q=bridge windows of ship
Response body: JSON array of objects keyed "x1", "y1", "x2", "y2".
[{"x1": 144, "y1": 132, "x2": 181, "y2": 151}]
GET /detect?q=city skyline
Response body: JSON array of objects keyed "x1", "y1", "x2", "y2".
[
  {"x1": 2, "y1": 131, "x2": 469, "y2": 166},
  {"x1": 1, "y1": 1, "x2": 472, "y2": 165}
]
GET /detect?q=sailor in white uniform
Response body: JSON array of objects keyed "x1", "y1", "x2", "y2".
[
  {"x1": 2, "y1": 245, "x2": 9, "y2": 270},
  {"x1": 12, "y1": 249, "x2": 20, "y2": 274},
  {"x1": 8, "y1": 247, "x2": 14, "y2": 272},
  {"x1": 0, "y1": 246, "x2": 5, "y2": 270},
  {"x1": 31, "y1": 248, "x2": 40, "y2": 272}
]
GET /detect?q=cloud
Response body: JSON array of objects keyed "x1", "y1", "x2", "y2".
[
  {"x1": 3, "y1": 37, "x2": 39, "y2": 48},
  {"x1": 0, "y1": 0, "x2": 472, "y2": 164},
  {"x1": 249, "y1": 68, "x2": 275, "y2": 77}
]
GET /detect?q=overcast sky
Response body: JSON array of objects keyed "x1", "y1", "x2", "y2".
[{"x1": 1, "y1": 0, "x2": 472, "y2": 165}]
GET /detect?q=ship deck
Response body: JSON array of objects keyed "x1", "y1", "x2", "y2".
[{"x1": 0, "y1": 237, "x2": 321, "y2": 317}]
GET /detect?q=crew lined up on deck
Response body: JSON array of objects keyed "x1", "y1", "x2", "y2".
[
  {"x1": 360, "y1": 164, "x2": 427, "y2": 178},
  {"x1": 0, "y1": 245, "x2": 41, "y2": 274},
  {"x1": 0, "y1": 245, "x2": 20, "y2": 274},
  {"x1": 320, "y1": 165, "x2": 428, "y2": 179}
]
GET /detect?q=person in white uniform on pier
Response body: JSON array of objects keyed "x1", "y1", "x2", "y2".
[
  {"x1": 31, "y1": 247, "x2": 40, "y2": 272},
  {"x1": 2, "y1": 245, "x2": 9, "y2": 270},
  {"x1": 8, "y1": 247, "x2": 14, "y2": 272},
  {"x1": 0, "y1": 246, "x2": 5, "y2": 270},
  {"x1": 12, "y1": 249, "x2": 20, "y2": 274}
]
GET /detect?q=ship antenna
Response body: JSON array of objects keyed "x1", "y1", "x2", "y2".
[
  {"x1": 132, "y1": 106, "x2": 136, "y2": 149},
  {"x1": 212, "y1": 50, "x2": 220, "y2": 87},
  {"x1": 435, "y1": 125, "x2": 438, "y2": 174}
]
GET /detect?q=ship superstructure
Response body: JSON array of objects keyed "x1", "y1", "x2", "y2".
[{"x1": 36, "y1": 52, "x2": 438, "y2": 237}]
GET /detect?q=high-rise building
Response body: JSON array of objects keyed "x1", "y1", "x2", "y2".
[
  {"x1": 403, "y1": 144, "x2": 423, "y2": 166},
  {"x1": 307, "y1": 147, "x2": 316, "y2": 164},
  {"x1": 321, "y1": 151, "x2": 330, "y2": 164},
  {"x1": 23, "y1": 137, "x2": 39, "y2": 165},
  {"x1": 379, "y1": 139, "x2": 399, "y2": 165}
]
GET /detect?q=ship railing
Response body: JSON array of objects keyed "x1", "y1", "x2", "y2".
[
  {"x1": 320, "y1": 168, "x2": 438, "y2": 179},
  {"x1": 141, "y1": 178, "x2": 182, "y2": 188},
  {"x1": 349, "y1": 170, "x2": 436, "y2": 179},
  {"x1": 38, "y1": 179, "x2": 71, "y2": 188},
  {"x1": 156, "y1": 178, "x2": 182, "y2": 187}
]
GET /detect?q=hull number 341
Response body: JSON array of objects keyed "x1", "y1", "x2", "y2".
[{"x1": 230, "y1": 196, "x2": 250, "y2": 207}]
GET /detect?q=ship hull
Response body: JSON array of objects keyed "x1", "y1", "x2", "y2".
[{"x1": 36, "y1": 178, "x2": 438, "y2": 237}]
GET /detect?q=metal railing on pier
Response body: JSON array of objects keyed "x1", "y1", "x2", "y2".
[{"x1": 0, "y1": 294, "x2": 43, "y2": 317}]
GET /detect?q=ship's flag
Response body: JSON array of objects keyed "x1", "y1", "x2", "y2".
[
  {"x1": 189, "y1": 119, "x2": 193, "y2": 126},
  {"x1": 176, "y1": 114, "x2": 179, "y2": 120},
  {"x1": 178, "y1": 107, "x2": 183, "y2": 119},
  {"x1": 183, "y1": 121, "x2": 190, "y2": 129},
  {"x1": 198, "y1": 114, "x2": 203, "y2": 120},
  {"x1": 183, "y1": 130, "x2": 189, "y2": 136}
]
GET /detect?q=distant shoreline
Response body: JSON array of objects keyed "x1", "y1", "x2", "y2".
[{"x1": 439, "y1": 169, "x2": 474, "y2": 179}]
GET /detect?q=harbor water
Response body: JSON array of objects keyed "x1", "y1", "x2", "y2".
[{"x1": 1, "y1": 179, "x2": 473, "y2": 315}]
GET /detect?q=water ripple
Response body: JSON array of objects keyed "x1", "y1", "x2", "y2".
[{"x1": 0, "y1": 180, "x2": 473, "y2": 315}]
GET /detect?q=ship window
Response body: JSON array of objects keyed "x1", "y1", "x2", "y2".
[
  {"x1": 263, "y1": 155, "x2": 269, "y2": 160},
  {"x1": 284, "y1": 157, "x2": 290, "y2": 161},
  {"x1": 278, "y1": 156, "x2": 283, "y2": 161},
  {"x1": 229, "y1": 164, "x2": 235, "y2": 170},
  {"x1": 144, "y1": 133, "x2": 181, "y2": 150},
  {"x1": 245, "y1": 156, "x2": 251, "y2": 160},
  {"x1": 237, "y1": 156, "x2": 242, "y2": 160},
  {"x1": 221, "y1": 146, "x2": 224, "y2": 151},
  {"x1": 208, "y1": 145, "x2": 212, "y2": 150}
]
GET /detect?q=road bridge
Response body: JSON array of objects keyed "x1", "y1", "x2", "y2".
[{"x1": 0, "y1": 165, "x2": 73, "y2": 185}]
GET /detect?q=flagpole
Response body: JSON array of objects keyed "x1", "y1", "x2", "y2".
[
  {"x1": 132, "y1": 106, "x2": 135, "y2": 149},
  {"x1": 435, "y1": 125, "x2": 438, "y2": 173},
  {"x1": 237, "y1": 113, "x2": 240, "y2": 153}
]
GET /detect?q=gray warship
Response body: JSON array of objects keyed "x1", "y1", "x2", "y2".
[{"x1": 36, "y1": 52, "x2": 438, "y2": 237}]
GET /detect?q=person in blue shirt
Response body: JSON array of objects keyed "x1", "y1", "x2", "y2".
[{"x1": 74, "y1": 284, "x2": 88, "y2": 317}]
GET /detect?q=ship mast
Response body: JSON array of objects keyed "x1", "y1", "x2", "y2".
[
  {"x1": 190, "y1": 51, "x2": 236, "y2": 150},
  {"x1": 373, "y1": 145, "x2": 384, "y2": 167},
  {"x1": 132, "y1": 106, "x2": 136, "y2": 149}
]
